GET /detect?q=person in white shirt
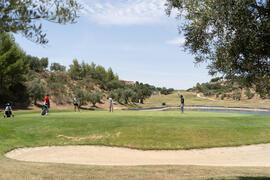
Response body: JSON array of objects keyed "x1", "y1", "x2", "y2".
[
  {"x1": 4, "y1": 103, "x2": 14, "y2": 118},
  {"x1": 108, "y1": 98, "x2": 113, "y2": 112}
]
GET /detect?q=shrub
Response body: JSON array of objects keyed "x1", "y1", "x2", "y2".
[
  {"x1": 245, "y1": 89, "x2": 255, "y2": 99},
  {"x1": 50, "y1": 62, "x2": 66, "y2": 72},
  {"x1": 48, "y1": 82, "x2": 66, "y2": 104},
  {"x1": 28, "y1": 78, "x2": 45, "y2": 105},
  {"x1": 160, "y1": 87, "x2": 174, "y2": 95},
  {"x1": 232, "y1": 92, "x2": 241, "y2": 101},
  {"x1": 88, "y1": 92, "x2": 103, "y2": 107},
  {"x1": 122, "y1": 88, "x2": 134, "y2": 104},
  {"x1": 74, "y1": 89, "x2": 87, "y2": 105},
  {"x1": 210, "y1": 77, "x2": 223, "y2": 82},
  {"x1": 221, "y1": 94, "x2": 225, "y2": 100},
  {"x1": 106, "y1": 80, "x2": 124, "y2": 91},
  {"x1": 110, "y1": 89, "x2": 123, "y2": 103}
]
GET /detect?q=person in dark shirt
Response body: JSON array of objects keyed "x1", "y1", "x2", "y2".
[
  {"x1": 73, "y1": 97, "x2": 80, "y2": 112},
  {"x1": 178, "y1": 93, "x2": 185, "y2": 114}
]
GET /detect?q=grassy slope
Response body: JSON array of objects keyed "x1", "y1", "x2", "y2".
[
  {"x1": 142, "y1": 91, "x2": 270, "y2": 108},
  {"x1": 1, "y1": 110, "x2": 270, "y2": 179}
]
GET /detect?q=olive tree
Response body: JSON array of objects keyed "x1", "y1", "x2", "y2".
[
  {"x1": 0, "y1": 0, "x2": 81, "y2": 44},
  {"x1": 28, "y1": 78, "x2": 45, "y2": 105},
  {"x1": 166, "y1": 0, "x2": 270, "y2": 95}
]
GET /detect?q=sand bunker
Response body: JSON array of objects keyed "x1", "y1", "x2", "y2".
[{"x1": 5, "y1": 144, "x2": 270, "y2": 166}]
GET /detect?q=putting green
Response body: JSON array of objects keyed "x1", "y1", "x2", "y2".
[{"x1": 1, "y1": 110, "x2": 270, "y2": 155}]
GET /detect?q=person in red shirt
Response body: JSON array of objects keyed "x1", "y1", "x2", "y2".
[{"x1": 44, "y1": 94, "x2": 50, "y2": 115}]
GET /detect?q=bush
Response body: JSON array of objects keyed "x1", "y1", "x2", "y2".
[
  {"x1": 50, "y1": 62, "x2": 66, "y2": 72},
  {"x1": 160, "y1": 87, "x2": 174, "y2": 95},
  {"x1": 245, "y1": 89, "x2": 255, "y2": 99},
  {"x1": 48, "y1": 82, "x2": 66, "y2": 104},
  {"x1": 122, "y1": 88, "x2": 134, "y2": 104},
  {"x1": 106, "y1": 80, "x2": 124, "y2": 90},
  {"x1": 203, "y1": 91, "x2": 214, "y2": 96},
  {"x1": 210, "y1": 77, "x2": 223, "y2": 82},
  {"x1": 26, "y1": 55, "x2": 48, "y2": 72},
  {"x1": 28, "y1": 78, "x2": 45, "y2": 105},
  {"x1": 232, "y1": 92, "x2": 241, "y2": 101},
  {"x1": 110, "y1": 89, "x2": 123, "y2": 103},
  {"x1": 74, "y1": 89, "x2": 87, "y2": 105},
  {"x1": 88, "y1": 92, "x2": 103, "y2": 107},
  {"x1": 221, "y1": 94, "x2": 225, "y2": 100}
]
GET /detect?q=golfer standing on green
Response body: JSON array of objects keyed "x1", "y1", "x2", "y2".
[
  {"x1": 44, "y1": 94, "x2": 50, "y2": 116},
  {"x1": 178, "y1": 93, "x2": 184, "y2": 114},
  {"x1": 108, "y1": 97, "x2": 113, "y2": 112},
  {"x1": 3, "y1": 103, "x2": 14, "y2": 118},
  {"x1": 73, "y1": 97, "x2": 80, "y2": 112}
]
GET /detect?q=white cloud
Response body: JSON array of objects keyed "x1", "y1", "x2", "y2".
[
  {"x1": 79, "y1": 0, "x2": 168, "y2": 25},
  {"x1": 166, "y1": 37, "x2": 185, "y2": 46}
]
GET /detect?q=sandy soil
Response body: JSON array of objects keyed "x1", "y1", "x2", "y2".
[{"x1": 5, "y1": 144, "x2": 270, "y2": 167}]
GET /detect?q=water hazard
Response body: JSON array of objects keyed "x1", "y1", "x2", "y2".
[
  {"x1": 132, "y1": 106, "x2": 270, "y2": 116},
  {"x1": 196, "y1": 109, "x2": 270, "y2": 116}
]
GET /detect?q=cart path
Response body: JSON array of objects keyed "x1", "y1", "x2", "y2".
[{"x1": 5, "y1": 144, "x2": 270, "y2": 167}]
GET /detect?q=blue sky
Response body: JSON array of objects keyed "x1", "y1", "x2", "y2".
[{"x1": 14, "y1": 0, "x2": 212, "y2": 89}]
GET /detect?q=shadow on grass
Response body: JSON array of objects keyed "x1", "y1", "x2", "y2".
[
  {"x1": 237, "y1": 177, "x2": 270, "y2": 180},
  {"x1": 208, "y1": 177, "x2": 270, "y2": 180},
  {"x1": 79, "y1": 106, "x2": 96, "y2": 111}
]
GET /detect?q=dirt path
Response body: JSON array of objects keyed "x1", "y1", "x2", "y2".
[
  {"x1": 196, "y1": 93, "x2": 216, "y2": 101},
  {"x1": 5, "y1": 144, "x2": 270, "y2": 167}
]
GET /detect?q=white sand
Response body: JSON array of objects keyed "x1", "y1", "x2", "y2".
[{"x1": 5, "y1": 144, "x2": 270, "y2": 166}]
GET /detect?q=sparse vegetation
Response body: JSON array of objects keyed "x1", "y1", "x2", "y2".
[
  {"x1": 159, "y1": 87, "x2": 174, "y2": 95},
  {"x1": 189, "y1": 77, "x2": 269, "y2": 100}
]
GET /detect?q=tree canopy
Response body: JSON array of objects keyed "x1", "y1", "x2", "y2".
[
  {"x1": 0, "y1": 32, "x2": 28, "y2": 89},
  {"x1": 166, "y1": 0, "x2": 270, "y2": 93},
  {"x1": 0, "y1": 0, "x2": 81, "y2": 44},
  {"x1": 26, "y1": 55, "x2": 48, "y2": 72},
  {"x1": 0, "y1": 32, "x2": 29, "y2": 106},
  {"x1": 50, "y1": 62, "x2": 66, "y2": 72},
  {"x1": 28, "y1": 78, "x2": 45, "y2": 105}
]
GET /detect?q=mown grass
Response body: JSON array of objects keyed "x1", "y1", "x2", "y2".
[
  {"x1": 1, "y1": 110, "x2": 270, "y2": 179},
  {"x1": 1, "y1": 110, "x2": 270, "y2": 153}
]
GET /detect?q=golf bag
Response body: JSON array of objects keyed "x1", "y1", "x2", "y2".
[
  {"x1": 5, "y1": 111, "x2": 12, "y2": 118},
  {"x1": 4, "y1": 104, "x2": 13, "y2": 118},
  {"x1": 41, "y1": 104, "x2": 48, "y2": 116}
]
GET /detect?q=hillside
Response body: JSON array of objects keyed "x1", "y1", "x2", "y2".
[
  {"x1": 27, "y1": 71, "x2": 124, "y2": 111},
  {"x1": 142, "y1": 91, "x2": 270, "y2": 109},
  {"x1": 140, "y1": 77, "x2": 270, "y2": 109},
  {"x1": 1, "y1": 48, "x2": 175, "y2": 110}
]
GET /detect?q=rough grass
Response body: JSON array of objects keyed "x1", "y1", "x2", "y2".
[{"x1": 1, "y1": 110, "x2": 270, "y2": 179}]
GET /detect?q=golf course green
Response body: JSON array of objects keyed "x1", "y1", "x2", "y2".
[
  {"x1": 1, "y1": 110, "x2": 270, "y2": 179},
  {"x1": 1, "y1": 110, "x2": 270, "y2": 154}
]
